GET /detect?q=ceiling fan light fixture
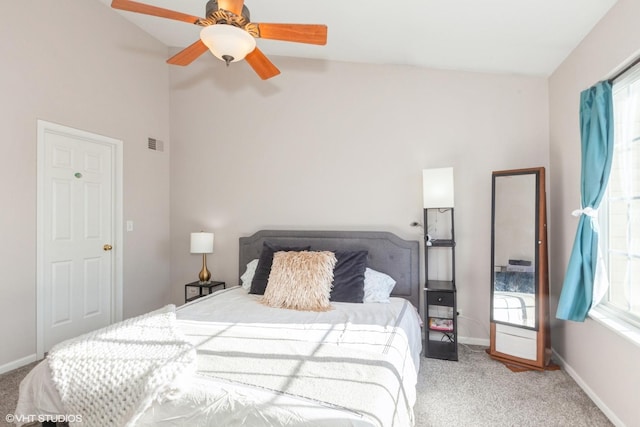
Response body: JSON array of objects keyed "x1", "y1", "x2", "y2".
[{"x1": 200, "y1": 24, "x2": 256, "y2": 65}]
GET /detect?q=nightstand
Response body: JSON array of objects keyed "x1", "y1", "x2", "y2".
[{"x1": 185, "y1": 280, "x2": 226, "y2": 303}]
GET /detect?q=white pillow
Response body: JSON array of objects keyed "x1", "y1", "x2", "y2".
[
  {"x1": 240, "y1": 259, "x2": 259, "y2": 291},
  {"x1": 363, "y1": 268, "x2": 396, "y2": 303}
]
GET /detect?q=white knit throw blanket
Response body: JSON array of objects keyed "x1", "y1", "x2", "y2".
[{"x1": 47, "y1": 305, "x2": 196, "y2": 427}]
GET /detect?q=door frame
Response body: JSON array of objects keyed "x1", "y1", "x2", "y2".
[{"x1": 36, "y1": 120, "x2": 124, "y2": 358}]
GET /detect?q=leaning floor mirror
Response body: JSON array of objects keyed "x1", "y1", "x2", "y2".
[{"x1": 487, "y1": 167, "x2": 554, "y2": 371}]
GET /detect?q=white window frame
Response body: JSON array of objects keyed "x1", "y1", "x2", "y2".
[{"x1": 591, "y1": 61, "x2": 640, "y2": 347}]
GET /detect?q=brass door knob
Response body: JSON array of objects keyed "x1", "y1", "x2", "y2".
[{"x1": 103, "y1": 244, "x2": 113, "y2": 251}]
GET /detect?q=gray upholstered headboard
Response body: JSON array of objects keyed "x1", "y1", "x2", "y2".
[{"x1": 239, "y1": 230, "x2": 420, "y2": 308}]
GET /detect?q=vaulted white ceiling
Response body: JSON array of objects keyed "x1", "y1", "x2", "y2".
[{"x1": 97, "y1": 0, "x2": 618, "y2": 76}]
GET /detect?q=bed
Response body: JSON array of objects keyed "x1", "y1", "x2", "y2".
[
  {"x1": 15, "y1": 230, "x2": 422, "y2": 427},
  {"x1": 493, "y1": 270, "x2": 536, "y2": 328}
]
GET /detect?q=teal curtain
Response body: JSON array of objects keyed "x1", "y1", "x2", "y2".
[{"x1": 556, "y1": 81, "x2": 614, "y2": 322}]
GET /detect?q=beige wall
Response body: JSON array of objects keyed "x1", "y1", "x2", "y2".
[
  {"x1": 168, "y1": 55, "x2": 549, "y2": 343},
  {"x1": 0, "y1": 0, "x2": 172, "y2": 369},
  {"x1": 549, "y1": 0, "x2": 640, "y2": 426}
]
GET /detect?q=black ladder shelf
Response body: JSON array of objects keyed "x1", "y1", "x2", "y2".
[{"x1": 424, "y1": 208, "x2": 458, "y2": 361}]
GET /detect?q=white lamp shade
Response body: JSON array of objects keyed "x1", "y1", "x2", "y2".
[
  {"x1": 423, "y1": 167, "x2": 455, "y2": 208},
  {"x1": 200, "y1": 24, "x2": 256, "y2": 63},
  {"x1": 190, "y1": 232, "x2": 214, "y2": 254}
]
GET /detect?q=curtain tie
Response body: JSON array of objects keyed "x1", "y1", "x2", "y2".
[{"x1": 571, "y1": 207, "x2": 598, "y2": 218}]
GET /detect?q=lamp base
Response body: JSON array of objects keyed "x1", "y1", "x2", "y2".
[{"x1": 198, "y1": 254, "x2": 211, "y2": 284}]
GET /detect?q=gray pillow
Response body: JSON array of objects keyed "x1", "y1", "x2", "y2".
[{"x1": 329, "y1": 250, "x2": 368, "y2": 303}]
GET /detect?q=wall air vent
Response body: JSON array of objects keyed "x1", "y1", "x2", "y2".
[{"x1": 148, "y1": 137, "x2": 164, "y2": 152}]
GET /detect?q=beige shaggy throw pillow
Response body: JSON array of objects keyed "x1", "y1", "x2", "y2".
[{"x1": 261, "y1": 251, "x2": 337, "y2": 312}]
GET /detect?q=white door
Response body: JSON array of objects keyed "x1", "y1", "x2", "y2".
[{"x1": 37, "y1": 121, "x2": 123, "y2": 355}]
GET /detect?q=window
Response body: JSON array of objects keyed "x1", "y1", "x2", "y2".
[{"x1": 600, "y1": 62, "x2": 640, "y2": 328}]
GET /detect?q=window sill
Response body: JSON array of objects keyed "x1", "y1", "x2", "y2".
[{"x1": 588, "y1": 306, "x2": 640, "y2": 348}]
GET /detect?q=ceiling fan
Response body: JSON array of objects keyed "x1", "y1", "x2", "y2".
[{"x1": 111, "y1": 0, "x2": 328, "y2": 80}]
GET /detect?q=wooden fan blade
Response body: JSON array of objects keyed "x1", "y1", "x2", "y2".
[
  {"x1": 245, "y1": 48, "x2": 281, "y2": 80},
  {"x1": 218, "y1": 0, "x2": 245, "y2": 17},
  {"x1": 256, "y1": 23, "x2": 327, "y2": 45},
  {"x1": 167, "y1": 40, "x2": 209, "y2": 66},
  {"x1": 111, "y1": 0, "x2": 201, "y2": 24}
]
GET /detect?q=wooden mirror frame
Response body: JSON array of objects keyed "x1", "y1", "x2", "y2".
[{"x1": 487, "y1": 167, "x2": 552, "y2": 371}]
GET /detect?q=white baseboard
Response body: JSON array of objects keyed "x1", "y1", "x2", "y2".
[
  {"x1": 0, "y1": 354, "x2": 38, "y2": 375},
  {"x1": 551, "y1": 349, "x2": 625, "y2": 427}
]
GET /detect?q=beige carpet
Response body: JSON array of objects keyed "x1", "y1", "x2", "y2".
[
  {"x1": 415, "y1": 344, "x2": 612, "y2": 427},
  {"x1": 1, "y1": 345, "x2": 612, "y2": 427},
  {"x1": 1, "y1": 361, "x2": 39, "y2": 427}
]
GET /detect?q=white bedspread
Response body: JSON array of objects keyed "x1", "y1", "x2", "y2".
[{"x1": 16, "y1": 287, "x2": 422, "y2": 427}]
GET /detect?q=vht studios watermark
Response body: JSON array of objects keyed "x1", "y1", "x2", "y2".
[{"x1": 6, "y1": 413, "x2": 83, "y2": 424}]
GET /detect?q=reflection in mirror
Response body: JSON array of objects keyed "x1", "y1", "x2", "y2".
[{"x1": 492, "y1": 173, "x2": 537, "y2": 329}]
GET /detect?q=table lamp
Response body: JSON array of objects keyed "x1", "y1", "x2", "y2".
[{"x1": 190, "y1": 232, "x2": 214, "y2": 284}]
